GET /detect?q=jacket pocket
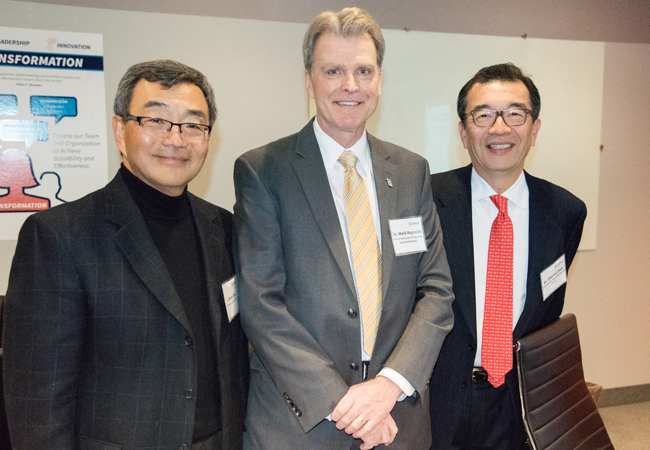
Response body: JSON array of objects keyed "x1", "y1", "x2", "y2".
[{"x1": 77, "y1": 436, "x2": 122, "y2": 450}]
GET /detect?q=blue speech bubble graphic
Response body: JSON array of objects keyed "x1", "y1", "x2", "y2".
[
  {"x1": 0, "y1": 120, "x2": 49, "y2": 149},
  {"x1": 0, "y1": 95, "x2": 18, "y2": 116},
  {"x1": 30, "y1": 96, "x2": 77, "y2": 124}
]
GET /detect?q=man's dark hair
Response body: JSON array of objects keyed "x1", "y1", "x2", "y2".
[
  {"x1": 113, "y1": 60, "x2": 217, "y2": 126},
  {"x1": 457, "y1": 62, "x2": 541, "y2": 124}
]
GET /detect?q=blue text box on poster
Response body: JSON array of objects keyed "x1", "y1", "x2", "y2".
[
  {"x1": 30, "y1": 96, "x2": 77, "y2": 124},
  {"x1": 0, "y1": 120, "x2": 49, "y2": 148},
  {"x1": 0, "y1": 95, "x2": 18, "y2": 115}
]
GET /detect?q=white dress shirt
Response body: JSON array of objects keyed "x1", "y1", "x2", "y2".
[
  {"x1": 313, "y1": 118, "x2": 414, "y2": 399},
  {"x1": 471, "y1": 168, "x2": 529, "y2": 367}
]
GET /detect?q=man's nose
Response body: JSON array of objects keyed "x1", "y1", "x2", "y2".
[
  {"x1": 489, "y1": 114, "x2": 511, "y2": 134},
  {"x1": 342, "y1": 73, "x2": 359, "y2": 92},
  {"x1": 163, "y1": 123, "x2": 188, "y2": 145}
]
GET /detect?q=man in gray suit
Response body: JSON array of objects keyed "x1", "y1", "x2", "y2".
[
  {"x1": 3, "y1": 60, "x2": 249, "y2": 450},
  {"x1": 234, "y1": 8, "x2": 454, "y2": 450}
]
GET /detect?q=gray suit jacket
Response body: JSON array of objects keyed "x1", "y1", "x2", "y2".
[
  {"x1": 428, "y1": 165, "x2": 587, "y2": 449},
  {"x1": 3, "y1": 173, "x2": 249, "y2": 450},
  {"x1": 233, "y1": 121, "x2": 455, "y2": 449}
]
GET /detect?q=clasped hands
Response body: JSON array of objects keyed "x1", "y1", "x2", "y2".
[{"x1": 331, "y1": 376, "x2": 402, "y2": 449}]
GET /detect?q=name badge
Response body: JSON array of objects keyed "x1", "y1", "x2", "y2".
[
  {"x1": 388, "y1": 216, "x2": 427, "y2": 256},
  {"x1": 221, "y1": 275, "x2": 239, "y2": 322},
  {"x1": 540, "y1": 254, "x2": 567, "y2": 301}
]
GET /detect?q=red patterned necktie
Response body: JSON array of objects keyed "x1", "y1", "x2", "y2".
[{"x1": 481, "y1": 194, "x2": 514, "y2": 388}]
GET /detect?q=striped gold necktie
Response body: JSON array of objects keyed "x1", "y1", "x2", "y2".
[{"x1": 338, "y1": 150, "x2": 382, "y2": 356}]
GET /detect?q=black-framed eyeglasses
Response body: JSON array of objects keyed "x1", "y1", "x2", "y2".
[
  {"x1": 124, "y1": 114, "x2": 212, "y2": 141},
  {"x1": 468, "y1": 109, "x2": 532, "y2": 127}
]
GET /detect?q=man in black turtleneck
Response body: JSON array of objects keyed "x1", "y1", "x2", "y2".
[{"x1": 4, "y1": 60, "x2": 249, "y2": 450}]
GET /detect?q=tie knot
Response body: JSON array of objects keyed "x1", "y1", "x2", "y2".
[
  {"x1": 490, "y1": 194, "x2": 509, "y2": 215},
  {"x1": 338, "y1": 150, "x2": 358, "y2": 169}
]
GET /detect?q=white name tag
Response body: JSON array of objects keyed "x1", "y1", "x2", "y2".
[
  {"x1": 388, "y1": 216, "x2": 428, "y2": 256},
  {"x1": 540, "y1": 254, "x2": 567, "y2": 301},
  {"x1": 221, "y1": 275, "x2": 239, "y2": 322}
]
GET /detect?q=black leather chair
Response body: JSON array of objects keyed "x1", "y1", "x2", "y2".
[{"x1": 516, "y1": 314, "x2": 613, "y2": 450}]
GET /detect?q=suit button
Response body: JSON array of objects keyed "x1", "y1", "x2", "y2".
[
  {"x1": 462, "y1": 381, "x2": 468, "y2": 389},
  {"x1": 295, "y1": 409, "x2": 302, "y2": 417},
  {"x1": 185, "y1": 336, "x2": 192, "y2": 346},
  {"x1": 184, "y1": 389, "x2": 194, "y2": 399},
  {"x1": 350, "y1": 363, "x2": 359, "y2": 370},
  {"x1": 283, "y1": 393, "x2": 290, "y2": 400},
  {"x1": 347, "y1": 309, "x2": 358, "y2": 318},
  {"x1": 468, "y1": 344, "x2": 474, "y2": 351}
]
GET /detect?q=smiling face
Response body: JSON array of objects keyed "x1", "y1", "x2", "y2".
[
  {"x1": 112, "y1": 79, "x2": 210, "y2": 196},
  {"x1": 306, "y1": 32, "x2": 382, "y2": 148},
  {"x1": 459, "y1": 80, "x2": 541, "y2": 193}
]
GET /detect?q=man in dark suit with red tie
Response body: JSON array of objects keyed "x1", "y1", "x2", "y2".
[{"x1": 428, "y1": 63, "x2": 587, "y2": 450}]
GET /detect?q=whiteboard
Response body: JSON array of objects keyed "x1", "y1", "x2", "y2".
[
  {"x1": 373, "y1": 31, "x2": 603, "y2": 250},
  {"x1": 311, "y1": 31, "x2": 603, "y2": 250}
]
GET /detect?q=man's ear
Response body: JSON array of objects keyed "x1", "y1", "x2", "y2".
[
  {"x1": 378, "y1": 69, "x2": 382, "y2": 96},
  {"x1": 458, "y1": 121, "x2": 468, "y2": 149},
  {"x1": 305, "y1": 70, "x2": 315, "y2": 100},
  {"x1": 112, "y1": 115, "x2": 127, "y2": 158},
  {"x1": 530, "y1": 117, "x2": 542, "y2": 147}
]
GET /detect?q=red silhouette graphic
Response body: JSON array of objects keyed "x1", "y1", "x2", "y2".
[{"x1": 0, "y1": 149, "x2": 50, "y2": 212}]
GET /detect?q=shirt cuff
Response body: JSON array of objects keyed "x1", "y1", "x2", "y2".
[{"x1": 378, "y1": 367, "x2": 415, "y2": 401}]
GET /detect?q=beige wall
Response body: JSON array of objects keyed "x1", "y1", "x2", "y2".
[
  {"x1": 1, "y1": 0, "x2": 649, "y2": 389},
  {"x1": 565, "y1": 42, "x2": 650, "y2": 388}
]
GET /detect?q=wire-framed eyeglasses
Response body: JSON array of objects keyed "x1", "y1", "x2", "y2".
[
  {"x1": 124, "y1": 115, "x2": 212, "y2": 141},
  {"x1": 468, "y1": 109, "x2": 532, "y2": 127}
]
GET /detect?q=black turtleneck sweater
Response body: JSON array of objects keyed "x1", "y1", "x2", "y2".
[{"x1": 120, "y1": 165, "x2": 221, "y2": 443}]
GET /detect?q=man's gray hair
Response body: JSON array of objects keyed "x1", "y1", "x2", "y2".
[
  {"x1": 113, "y1": 60, "x2": 217, "y2": 126},
  {"x1": 303, "y1": 7, "x2": 385, "y2": 75}
]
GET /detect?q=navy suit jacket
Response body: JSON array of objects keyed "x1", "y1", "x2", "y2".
[
  {"x1": 428, "y1": 165, "x2": 587, "y2": 449},
  {"x1": 3, "y1": 173, "x2": 249, "y2": 450}
]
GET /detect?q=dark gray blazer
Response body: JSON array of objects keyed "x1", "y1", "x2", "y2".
[
  {"x1": 3, "y1": 173, "x2": 249, "y2": 450},
  {"x1": 233, "y1": 121, "x2": 455, "y2": 449},
  {"x1": 428, "y1": 165, "x2": 587, "y2": 449}
]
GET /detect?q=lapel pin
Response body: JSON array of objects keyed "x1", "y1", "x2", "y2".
[{"x1": 386, "y1": 178, "x2": 393, "y2": 188}]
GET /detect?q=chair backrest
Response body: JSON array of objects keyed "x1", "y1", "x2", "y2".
[{"x1": 516, "y1": 314, "x2": 614, "y2": 450}]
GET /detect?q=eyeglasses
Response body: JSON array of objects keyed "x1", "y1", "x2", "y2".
[
  {"x1": 468, "y1": 109, "x2": 532, "y2": 127},
  {"x1": 124, "y1": 115, "x2": 212, "y2": 141}
]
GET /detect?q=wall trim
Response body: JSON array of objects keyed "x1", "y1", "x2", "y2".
[{"x1": 599, "y1": 384, "x2": 650, "y2": 407}]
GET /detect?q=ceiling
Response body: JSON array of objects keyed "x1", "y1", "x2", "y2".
[{"x1": 17, "y1": 0, "x2": 650, "y2": 44}]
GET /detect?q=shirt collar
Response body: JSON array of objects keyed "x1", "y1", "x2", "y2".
[
  {"x1": 471, "y1": 168, "x2": 529, "y2": 210},
  {"x1": 313, "y1": 117, "x2": 371, "y2": 175}
]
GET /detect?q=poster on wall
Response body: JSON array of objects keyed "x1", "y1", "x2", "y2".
[{"x1": 0, "y1": 26, "x2": 108, "y2": 240}]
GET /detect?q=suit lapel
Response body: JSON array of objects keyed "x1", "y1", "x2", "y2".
[
  {"x1": 291, "y1": 122, "x2": 356, "y2": 297},
  {"x1": 514, "y1": 172, "x2": 563, "y2": 339},
  {"x1": 435, "y1": 166, "x2": 478, "y2": 341},
  {"x1": 368, "y1": 135, "x2": 397, "y2": 302},
  {"x1": 104, "y1": 174, "x2": 192, "y2": 335},
  {"x1": 190, "y1": 195, "x2": 229, "y2": 344}
]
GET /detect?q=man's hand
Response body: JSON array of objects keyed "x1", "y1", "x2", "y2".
[
  {"x1": 331, "y1": 376, "x2": 402, "y2": 440},
  {"x1": 359, "y1": 414, "x2": 398, "y2": 449}
]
